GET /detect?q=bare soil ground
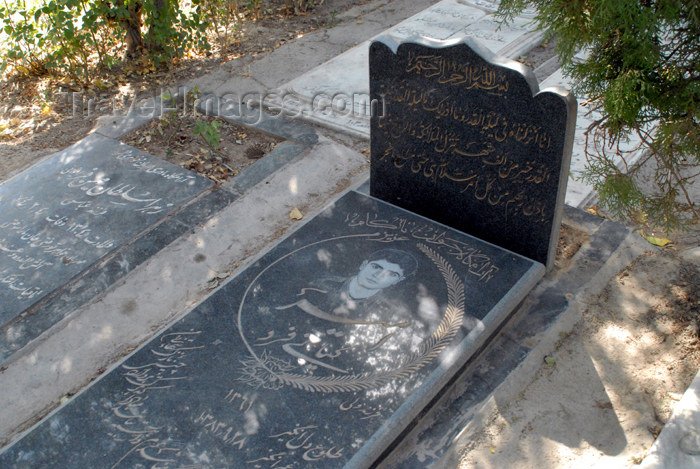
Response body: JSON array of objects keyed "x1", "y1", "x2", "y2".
[
  {"x1": 120, "y1": 93, "x2": 282, "y2": 183},
  {"x1": 458, "y1": 241, "x2": 700, "y2": 468}
]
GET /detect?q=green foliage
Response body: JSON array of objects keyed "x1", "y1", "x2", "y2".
[
  {"x1": 194, "y1": 119, "x2": 222, "y2": 150},
  {"x1": 0, "y1": 0, "x2": 214, "y2": 83},
  {"x1": 201, "y1": 0, "x2": 241, "y2": 47},
  {"x1": 0, "y1": 0, "x2": 316, "y2": 83},
  {"x1": 498, "y1": 0, "x2": 699, "y2": 231},
  {"x1": 245, "y1": 0, "x2": 259, "y2": 17},
  {"x1": 0, "y1": 0, "x2": 120, "y2": 81}
]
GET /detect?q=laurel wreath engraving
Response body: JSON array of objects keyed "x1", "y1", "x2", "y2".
[{"x1": 242, "y1": 243, "x2": 465, "y2": 393}]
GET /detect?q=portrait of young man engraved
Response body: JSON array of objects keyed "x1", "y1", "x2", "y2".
[
  {"x1": 236, "y1": 238, "x2": 467, "y2": 392},
  {"x1": 274, "y1": 248, "x2": 419, "y2": 373}
]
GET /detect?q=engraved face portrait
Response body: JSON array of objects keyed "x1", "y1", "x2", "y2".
[
  {"x1": 236, "y1": 237, "x2": 464, "y2": 393},
  {"x1": 353, "y1": 249, "x2": 416, "y2": 294},
  {"x1": 355, "y1": 259, "x2": 404, "y2": 290},
  {"x1": 327, "y1": 249, "x2": 417, "y2": 318}
]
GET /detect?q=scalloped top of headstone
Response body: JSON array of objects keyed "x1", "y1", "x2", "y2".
[{"x1": 369, "y1": 36, "x2": 576, "y2": 269}]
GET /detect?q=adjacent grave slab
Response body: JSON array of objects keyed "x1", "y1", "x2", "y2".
[
  {"x1": 0, "y1": 134, "x2": 213, "y2": 358},
  {"x1": 370, "y1": 36, "x2": 576, "y2": 269},
  {"x1": 0, "y1": 190, "x2": 544, "y2": 468},
  {"x1": 0, "y1": 187, "x2": 239, "y2": 365},
  {"x1": 640, "y1": 367, "x2": 700, "y2": 469}
]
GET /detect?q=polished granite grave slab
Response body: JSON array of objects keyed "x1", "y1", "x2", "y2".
[
  {"x1": 370, "y1": 36, "x2": 576, "y2": 269},
  {"x1": 0, "y1": 190, "x2": 544, "y2": 468},
  {"x1": 0, "y1": 134, "x2": 213, "y2": 347}
]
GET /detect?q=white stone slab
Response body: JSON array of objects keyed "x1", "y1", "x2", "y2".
[
  {"x1": 390, "y1": 0, "x2": 486, "y2": 40},
  {"x1": 458, "y1": 0, "x2": 538, "y2": 17},
  {"x1": 540, "y1": 69, "x2": 595, "y2": 206},
  {"x1": 462, "y1": 14, "x2": 533, "y2": 53},
  {"x1": 640, "y1": 369, "x2": 700, "y2": 469}
]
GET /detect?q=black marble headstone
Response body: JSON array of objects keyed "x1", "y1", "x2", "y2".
[
  {"x1": 0, "y1": 190, "x2": 544, "y2": 468},
  {"x1": 370, "y1": 36, "x2": 576, "y2": 269},
  {"x1": 0, "y1": 134, "x2": 213, "y2": 330}
]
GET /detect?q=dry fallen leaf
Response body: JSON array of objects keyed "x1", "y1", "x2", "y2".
[
  {"x1": 93, "y1": 79, "x2": 112, "y2": 90},
  {"x1": 637, "y1": 230, "x2": 672, "y2": 247},
  {"x1": 289, "y1": 207, "x2": 303, "y2": 220},
  {"x1": 585, "y1": 205, "x2": 606, "y2": 218}
]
